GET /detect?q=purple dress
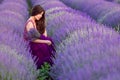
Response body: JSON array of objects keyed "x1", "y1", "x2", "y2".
[{"x1": 23, "y1": 20, "x2": 56, "y2": 69}]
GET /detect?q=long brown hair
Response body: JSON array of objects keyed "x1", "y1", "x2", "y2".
[{"x1": 31, "y1": 5, "x2": 46, "y2": 34}]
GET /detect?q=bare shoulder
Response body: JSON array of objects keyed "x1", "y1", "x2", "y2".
[{"x1": 26, "y1": 21, "x2": 34, "y2": 32}]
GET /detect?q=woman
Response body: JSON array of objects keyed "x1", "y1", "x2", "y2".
[{"x1": 23, "y1": 5, "x2": 56, "y2": 69}]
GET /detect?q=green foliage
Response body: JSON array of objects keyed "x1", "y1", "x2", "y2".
[
  {"x1": 0, "y1": 72, "x2": 12, "y2": 80},
  {"x1": 26, "y1": 0, "x2": 32, "y2": 15},
  {"x1": 114, "y1": 25, "x2": 120, "y2": 33},
  {"x1": 37, "y1": 62, "x2": 52, "y2": 80}
]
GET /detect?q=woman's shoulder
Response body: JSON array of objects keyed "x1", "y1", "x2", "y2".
[
  {"x1": 26, "y1": 18, "x2": 33, "y2": 24},
  {"x1": 25, "y1": 20, "x2": 35, "y2": 32}
]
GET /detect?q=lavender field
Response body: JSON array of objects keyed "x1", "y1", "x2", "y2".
[{"x1": 0, "y1": 0, "x2": 120, "y2": 80}]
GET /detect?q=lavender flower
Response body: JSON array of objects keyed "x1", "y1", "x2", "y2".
[
  {"x1": 0, "y1": 0, "x2": 39, "y2": 80},
  {"x1": 60, "y1": 0, "x2": 120, "y2": 27},
  {"x1": 0, "y1": 2, "x2": 28, "y2": 18},
  {"x1": 105, "y1": 0, "x2": 120, "y2": 3},
  {"x1": 0, "y1": 10, "x2": 26, "y2": 35},
  {"x1": 50, "y1": 27, "x2": 120, "y2": 80},
  {"x1": 0, "y1": 43, "x2": 38, "y2": 80},
  {"x1": 0, "y1": 0, "x2": 3, "y2": 3},
  {"x1": 31, "y1": 0, "x2": 120, "y2": 80},
  {"x1": 3, "y1": 0, "x2": 27, "y2": 7}
]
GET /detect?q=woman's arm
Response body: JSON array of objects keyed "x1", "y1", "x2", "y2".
[
  {"x1": 43, "y1": 28, "x2": 47, "y2": 37},
  {"x1": 31, "y1": 39, "x2": 48, "y2": 44},
  {"x1": 26, "y1": 22, "x2": 48, "y2": 44}
]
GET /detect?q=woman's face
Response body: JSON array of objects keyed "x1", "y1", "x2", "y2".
[{"x1": 35, "y1": 11, "x2": 44, "y2": 20}]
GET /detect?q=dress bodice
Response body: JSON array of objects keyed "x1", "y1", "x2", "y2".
[{"x1": 23, "y1": 20, "x2": 40, "y2": 41}]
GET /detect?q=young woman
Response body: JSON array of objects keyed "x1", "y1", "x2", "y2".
[{"x1": 23, "y1": 5, "x2": 56, "y2": 69}]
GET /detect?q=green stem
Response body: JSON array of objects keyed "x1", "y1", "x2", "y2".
[{"x1": 26, "y1": 0, "x2": 33, "y2": 16}]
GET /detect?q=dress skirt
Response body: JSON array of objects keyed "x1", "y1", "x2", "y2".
[{"x1": 29, "y1": 34, "x2": 56, "y2": 69}]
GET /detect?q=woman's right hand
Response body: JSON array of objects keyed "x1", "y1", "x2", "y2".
[{"x1": 46, "y1": 40, "x2": 52, "y2": 45}]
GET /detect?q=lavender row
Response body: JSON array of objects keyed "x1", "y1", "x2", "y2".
[
  {"x1": 0, "y1": 0, "x2": 29, "y2": 36},
  {"x1": 0, "y1": 31, "x2": 38, "y2": 80},
  {"x1": 51, "y1": 25, "x2": 120, "y2": 80},
  {"x1": 0, "y1": 0, "x2": 3, "y2": 3},
  {"x1": 2, "y1": 0, "x2": 27, "y2": 7},
  {"x1": 105, "y1": 0, "x2": 120, "y2": 3},
  {"x1": 60, "y1": 0, "x2": 120, "y2": 28},
  {"x1": 0, "y1": 1, "x2": 28, "y2": 18},
  {"x1": 31, "y1": 0, "x2": 120, "y2": 80},
  {"x1": 31, "y1": 0, "x2": 95, "y2": 44},
  {"x1": 31, "y1": 0, "x2": 118, "y2": 45},
  {"x1": 0, "y1": 1, "x2": 38, "y2": 80}
]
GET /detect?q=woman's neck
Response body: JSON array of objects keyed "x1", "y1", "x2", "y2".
[
  {"x1": 29, "y1": 16, "x2": 37, "y2": 29},
  {"x1": 30, "y1": 16, "x2": 35, "y2": 21}
]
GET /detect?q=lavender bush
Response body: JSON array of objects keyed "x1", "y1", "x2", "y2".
[
  {"x1": 0, "y1": 44, "x2": 38, "y2": 80},
  {"x1": 0, "y1": 0, "x2": 3, "y2": 3},
  {"x1": 0, "y1": 0, "x2": 31, "y2": 57},
  {"x1": 0, "y1": 0, "x2": 39, "y2": 80},
  {"x1": 50, "y1": 26, "x2": 120, "y2": 80},
  {"x1": 35, "y1": 1, "x2": 67, "y2": 10},
  {"x1": 0, "y1": 2, "x2": 28, "y2": 18},
  {"x1": 0, "y1": 30, "x2": 38, "y2": 80},
  {"x1": 0, "y1": 0, "x2": 28, "y2": 36},
  {"x1": 0, "y1": 10, "x2": 25, "y2": 36},
  {"x1": 60, "y1": 0, "x2": 120, "y2": 27},
  {"x1": 31, "y1": 0, "x2": 120, "y2": 80},
  {"x1": 99, "y1": 72, "x2": 120, "y2": 80},
  {"x1": 31, "y1": 0, "x2": 94, "y2": 44},
  {"x1": 105, "y1": 0, "x2": 120, "y2": 3},
  {"x1": 3, "y1": 0, "x2": 27, "y2": 7},
  {"x1": 105, "y1": 0, "x2": 114, "y2": 1}
]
